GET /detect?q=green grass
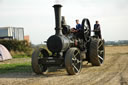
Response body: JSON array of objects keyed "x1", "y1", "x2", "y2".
[
  {"x1": 0, "y1": 62, "x2": 32, "y2": 73},
  {"x1": 12, "y1": 54, "x2": 30, "y2": 58}
]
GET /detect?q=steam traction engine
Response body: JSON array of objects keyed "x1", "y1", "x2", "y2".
[{"x1": 32, "y1": 4, "x2": 105, "y2": 75}]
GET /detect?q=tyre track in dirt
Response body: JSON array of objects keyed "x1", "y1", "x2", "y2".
[{"x1": 88, "y1": 54, "x2": 128, "y2": 85}]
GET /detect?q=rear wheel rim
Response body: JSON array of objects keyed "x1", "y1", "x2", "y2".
[{"x1": 98, "y1": 40, "x2": 104, "y2": 64}]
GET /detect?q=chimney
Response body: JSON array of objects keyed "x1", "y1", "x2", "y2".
[{"x1": 53, "y1": 4, "x2": 62, "y2": 35}]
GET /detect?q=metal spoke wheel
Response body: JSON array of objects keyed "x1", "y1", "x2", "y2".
[
  {"x1": 32, "y1": 48, "x2": 49, "y2": 74},
  {"x1": 89, "y1": 39, "x2": 105, "y2": 66},
  {"x1": 81, "y1": 18, "x2": 91, "y2": 41},
  {"x1": 65, "y1": 47, "x2": 82, "y2": 75}
]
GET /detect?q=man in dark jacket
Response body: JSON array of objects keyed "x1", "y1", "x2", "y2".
[
  {"x1": 71, "y1": 19, "x2": 82, "y2": 33},
  {"x1": 94, "y1": 21, "x2": 102, "y2": 39}
]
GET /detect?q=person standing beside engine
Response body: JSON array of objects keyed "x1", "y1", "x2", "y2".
[{"x1": 94, "y1": 21, "x2": 102, "y2": 39}]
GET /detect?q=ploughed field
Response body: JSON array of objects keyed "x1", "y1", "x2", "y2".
[{"x1": 0, "y1": 46, "x2": 128, "y2": 85}]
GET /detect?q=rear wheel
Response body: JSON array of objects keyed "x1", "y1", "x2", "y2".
[
  {"x1": 65, "y1": 47, "x2": 82, "y2": 75},
  {"x1": 32, "y1": 48, "x2": 49, "y2": 74},
  {"x1": 89, "y1": 39, "x2": 105, "y2": 66}
]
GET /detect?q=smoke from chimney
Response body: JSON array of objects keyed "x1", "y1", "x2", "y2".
[{"x1": 54, "y1": 0, "x2": 64, "y2": 4}]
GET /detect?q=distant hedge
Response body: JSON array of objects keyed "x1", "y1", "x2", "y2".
[{"x1": 0, "y1": 39, "x2": 31, "y2": 52}]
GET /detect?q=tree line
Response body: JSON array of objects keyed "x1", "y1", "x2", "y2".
[{"x1": 105, "y1": 40, "x2": 128, "y2": 46}]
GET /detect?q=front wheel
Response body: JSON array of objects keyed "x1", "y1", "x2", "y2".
[
  {"x1": 65, "y1": 47, "x2": 82, "y2": 75},
  {"x1": 32, "y1": 48, "x2": 49, "y2": 74}
]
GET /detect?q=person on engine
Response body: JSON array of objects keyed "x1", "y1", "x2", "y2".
[{"x1": 71, "y1": 19, "x2": 82, "y2": 33}]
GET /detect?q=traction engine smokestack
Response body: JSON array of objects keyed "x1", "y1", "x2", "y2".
[
  {"x1": 53, "y1": 4, "x2": 62, "y2": 35},
  {"x1": 47, "y1": 4, "x2": 72, "y2": 53}
]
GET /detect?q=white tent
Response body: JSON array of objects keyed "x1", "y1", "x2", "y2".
[{"x1": 0, "y1": 44, "x2": 12, "y2": 61}]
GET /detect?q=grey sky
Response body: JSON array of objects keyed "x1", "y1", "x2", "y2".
[{"x1": 0, "y1": 0, "x2": 128, "y2": 44}]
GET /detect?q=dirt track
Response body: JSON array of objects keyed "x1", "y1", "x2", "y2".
[{"x1": 0, "y1": 46, "x2": 128, "y2": 85}]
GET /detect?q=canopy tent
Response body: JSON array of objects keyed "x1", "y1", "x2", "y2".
[{"x1": 0, "y1": 44, "x2": 12, "y2": 61}]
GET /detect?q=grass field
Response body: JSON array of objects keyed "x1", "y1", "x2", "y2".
[
  {"x1": 0, "y1": 63, "x2": 31, "y2": 73},
  {"x1": 0, "y1": 57, "x2": 32, "y2": 74}
]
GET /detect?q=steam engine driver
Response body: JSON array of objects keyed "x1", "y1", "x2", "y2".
[{"x1": 71, "y1": 19, "x2": 82, "y2": 33}]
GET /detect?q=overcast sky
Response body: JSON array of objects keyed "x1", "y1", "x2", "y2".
[{"x1": 0, "y1": 0, "x2": 128, "y2": 44}]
